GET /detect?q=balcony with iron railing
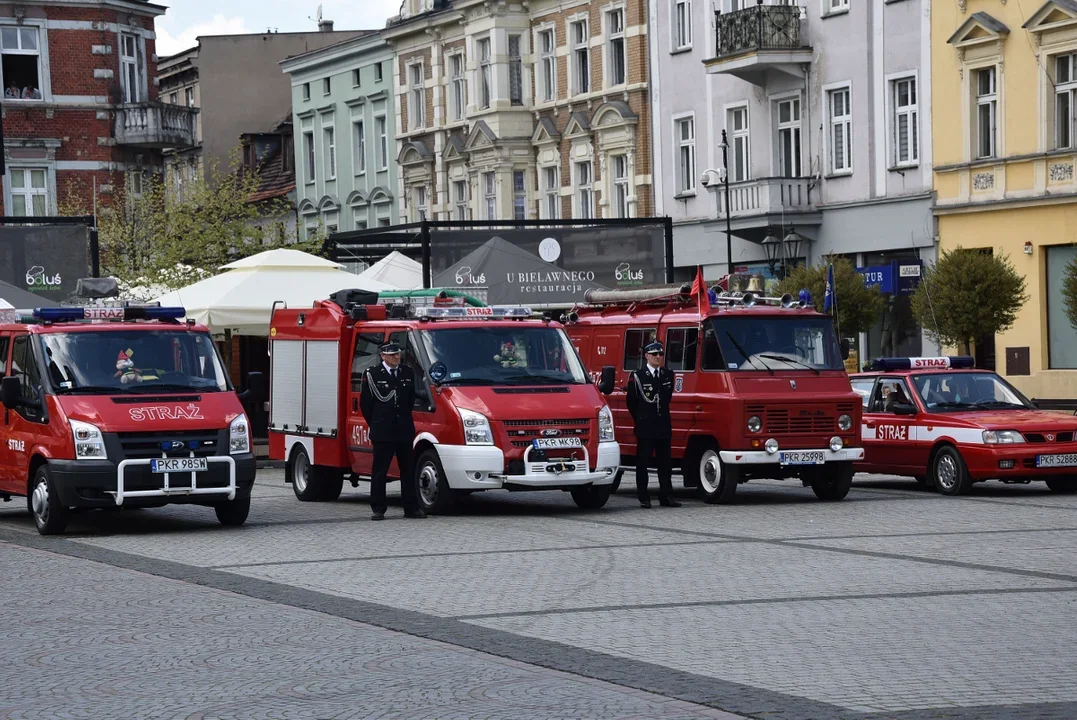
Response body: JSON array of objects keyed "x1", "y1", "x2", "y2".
[
  {"x1": 114, "y1": 102, "x2": 199, "y2": 149},
  {"x1": 705, "y1": 2, "x2": 812, "y2": 85},
  {"x1": 712, "y1": 176, "x2": 820, "y2": 243}
]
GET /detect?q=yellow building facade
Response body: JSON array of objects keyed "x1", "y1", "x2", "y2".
[{"x1": 933, "y1": 0, "x2": 1077, "y2": 399}]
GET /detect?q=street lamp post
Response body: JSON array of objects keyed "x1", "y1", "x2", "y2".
[{"x1": 720, "y1": 129, "x2": 734, "y2": 276}]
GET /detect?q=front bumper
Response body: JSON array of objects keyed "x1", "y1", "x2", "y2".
[
  {"x1": 962, "y1": 444, "x2": 1077, "y2": 480},
  {"x1": 438, "y1": 441, "x2": 621, "y2": 490},
  {"x1": 719, "y1": 447, "x2": 865, "y2": 465},
  {"x1": 49, "y1": 454, "x2": 256, "y2": 508}
]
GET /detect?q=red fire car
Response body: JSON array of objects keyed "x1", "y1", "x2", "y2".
[{"x1": 851, "y1": 356, "x2": 1077, "y2": 495}]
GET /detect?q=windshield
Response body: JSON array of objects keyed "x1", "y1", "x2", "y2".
[
  {"x1": 39, "y1": 330, "x2": 230, "y2": 394},
  {"x1": 707, "y1": 316, "x2": 844, "y2": 371},
  {"x1": 417, "y1": 326, "x2": 589, "y2": 385},
  {"x1": 912, "y1": 372, "x2": 1032, "y2": 411}
]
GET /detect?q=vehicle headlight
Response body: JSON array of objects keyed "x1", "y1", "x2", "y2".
[
  {"x1": 838, "y1": 414, "x2": 853, "y2": 431},
  {"x1": 230, "y1": 413, "x2": 251, "y2": 454},
  {"x1": 983, "y1": 430, "x2": 1024, "y2": 444},
  {"x1": 830, "y1": 436, "x2": 844, "y2": 452},
  {"x1": 459, "y1": 407, "x2": 493, "y2": 445},
  {"x1": 747, "y1": 415, "x2": 762, "y2": 433},
  {"x1": 70, "y1": 419, "x2": 106, "y2": 460},
  {"x1": 598, "y1": 405, "x2": 615, "y2": 441}
]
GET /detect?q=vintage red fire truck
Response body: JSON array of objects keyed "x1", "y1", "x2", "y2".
[
  {"x1": 267, "y1": 294, "x2": 621, "y2": 513},
  {"x1": 565, "y1": 285, "x2": 863, "y2": 502},
  {"x1": 0, "y1": 305, "x2": 258, "y2": 535}
]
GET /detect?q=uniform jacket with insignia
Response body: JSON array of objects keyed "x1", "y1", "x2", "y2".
[
  {"x1": 625, "y1": 365, "x2": 674, "y2": 439},
  {"x1": 360, "y1": 364, "x2": 417, "y2": 443}
]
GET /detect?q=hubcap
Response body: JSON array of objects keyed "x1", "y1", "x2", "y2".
[
  {"x1": 32, "y1": 479, "x2": 49, "y2": 524},
  {"x1": 936, "y1": 455, "x2": 958, "y2": 490},
  {"x1": 699, "y1": 451, "x2": 721, "y2": 494},
  {"x1": 293, "y1": 452, "x2": 309, "y2": 494},
  {"x1": 418, "y1": 463, "x2": 439, "y2": 506}
]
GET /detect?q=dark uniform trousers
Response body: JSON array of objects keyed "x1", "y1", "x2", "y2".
[
  {"x1": 360, "y1": 364, "x2": 421, "y2": 514},
  {"x1": 626, "y1": 366, "x2": 676, "y2": 503}
]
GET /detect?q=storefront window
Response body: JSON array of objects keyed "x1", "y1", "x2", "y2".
[
  {"x1": 863, "y1": 251, "x2": 922, "y2": 361},
  {"x1": 1047, "y1": 245, "x2": 1077, "y2": 369}
]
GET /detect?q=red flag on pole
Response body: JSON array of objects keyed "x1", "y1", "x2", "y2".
[{"x1": 692, "y1": 266, "x2": 710, "y2": 316}]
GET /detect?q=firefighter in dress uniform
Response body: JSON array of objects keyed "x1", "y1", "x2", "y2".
[
  {"x1": 359, "y1": 342, "x2": 427, "y2": 521},
  {"x1": 626, "y1": 341, "x2": 682, "y2": 509}
]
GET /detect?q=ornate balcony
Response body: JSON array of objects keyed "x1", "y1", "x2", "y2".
[
  {"x1": 705, "y1": 4, "x2": 812, "y2": 86},
  {"x1": 114, "y1": 102, "x2": 198, "y2": 149},
  {"x1": 712, "y1": 176, "x2": 820, "y2": 242}
]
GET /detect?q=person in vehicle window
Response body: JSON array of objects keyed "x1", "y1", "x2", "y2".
[
  {"x1": 626, "y1": 341, "x2": 681, "y2": 509},
  {"x1": 884, "y1": 384, "x2": 910, "y2": 412},
  {"x1": 360, "y1": 342, "x2": 426, "y2": 521}
]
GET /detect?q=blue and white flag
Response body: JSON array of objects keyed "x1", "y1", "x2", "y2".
[{"x1": 823, "y1": 264, "x2": 836, "y2": 315}]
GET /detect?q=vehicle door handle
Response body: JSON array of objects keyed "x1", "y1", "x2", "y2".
[{"x1": 352, "y1": 398, "x2": 358, "y2": 412}]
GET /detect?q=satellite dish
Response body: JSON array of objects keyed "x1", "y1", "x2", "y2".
[{"x1": 316, "y1": 4, "x2": 323, "y2": 22}]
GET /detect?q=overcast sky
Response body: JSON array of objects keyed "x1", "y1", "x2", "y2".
[{"x1": 155, "y1": 0, "x2": 402, "y2": 56}]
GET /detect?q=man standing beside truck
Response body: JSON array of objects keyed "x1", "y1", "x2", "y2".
[
  {"x1": 626, "y1": 341, "x2": 682, "y2": 509},
  {"x1": 359, "y1": 342, "x2": 426, "y2": 521}
]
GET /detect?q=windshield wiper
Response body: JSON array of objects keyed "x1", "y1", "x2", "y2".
[
  {"x1": 759, "y1": 353, "x2": 821, "y2": 376},
  {"x1": 55, "y1": 385, "x2": 132, "y2": 395},
  {"x1": 440, "y1": 377, "x2": 497, "y2": 386},
  {"x1": 972, "y1": 400, "x2": 1027, "y2": 409},
  {"x1": 123, "y1": 383, "x2": 216, "y2": 393},
  {"x1": 723, "y1": 332, "x2": 773, "y2": 375},
  {"x1": 502, "y1": 374, "x2": 574, "y2": 385},
  {"x1": 931, "y1": 401, "x2": 977, "y2": 409}
]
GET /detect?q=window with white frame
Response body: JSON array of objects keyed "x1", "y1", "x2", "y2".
[
  {"x1": 375, "y1": 63, "x2": 384, "y2": 82},
  {"x1": 893, "y1": 76, "x2": 918, "y2": 165},
  {"x1": 777, "y1": 97, "x2": 802, "y2": 177},
  {"x1": 454, "y1": 180, "x2": 468, "y2": 220},
  {"x1": 1, "y1": 26, "x2": 42, "y2": 100},
  {"x1": 450, "y1": 53, "x2": 466, "y2": 121},
  {"x1": 303, "y1": 130, "x2": 315, "y2": 183},
  {"x1": 120, "y1": 33, "x2": 143, "y2": 103},
  {"x1": 324, "y1": 124, "x2": 336, "y2": 180},
  {"x1": 354, "y1": 69, "x2": 362, "y2": 87},
  {"x1": 576, "y1": 161, "x2": 593, "y2": 218},
  {"x1": 185, "y1": 87, "x2": 194, "y2": 107},
  {"x1": 323, "y1": 77, "x2": 331, "y2": 95},
  {"x1": 478, "y1": 38, "x2": 492, "y2": 109},
  {"x1": 128, "y1": 170, "x2": 143, "y2": 201},
  {"x1": 302, "y1": 83, "x2": 310, "y2": 101},
  {"x1": 828, "y1": 87, "x2": 851, "y2": 173},
  {"x1": 673, "y1": 0, "x2": 692, "y2": 50},
  {"x1": 1056, "y1": 54, "x2": 1077, "y2": 150},
  {"x1": 376, "y1": 116, "x2": 388, "y2": 169},
  {"x1": 354, "y1": 119, "x2": 366, "y2": 174},
  {"x1": 413, "y1": 186, "x2": 427, "y2": 221},
  {"x1": 607, "y1": 9, "x2": 626, "y2": 87},
  {"x1": 612, "y1": 155, "x2": 629, "y2": 218},
  {"x1": 675, "y1": 115, "x2": 695, "y2": 194},
  {"x1": 408, "y1": 64, "x2": 425, "y2": 129},
  {"x1": 539, "y1": 29, "x2": 555, "y2": 102},
  {"x1": 169, "y1": 92, "x2": 177, "y2": 104},
  {"x1": 513, "y1": 169, "x2": 527, "y2": 219},
  {"x1": 509, "y1": 35, "x2": 523, "y2": 105},
  {"x1": 543, "y1": 166, "x2": 560, "y2": 219},
  {"x1": 8, "y1": 167, "x2": 48, "y2": 216},
  {"x1": 484, "y1": 171, "x2": 497, "y2": 219},
  {"x1": 975, "y1": 67, "x2": 997, "y2": 159},
  {"x1": 827, "y1": 0, "x2": 849, "y2": 12},
  {"x1": 572, "y1": 20, "x2": 590, "y2": 95},
  {"x1": 728, "y1": 106, "x2": 749, "y2": 182}
]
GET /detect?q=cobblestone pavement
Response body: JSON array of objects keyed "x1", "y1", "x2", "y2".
[{"x1": 1, "y1": 471, "x2": 1076, "y2": 719}]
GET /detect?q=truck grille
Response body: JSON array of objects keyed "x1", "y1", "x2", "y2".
[
  {"x1": 498, "y1": 418, "x2": 591, "y2": 448},
  {"x1": 748, "y1": 404, "x2": 855, "y2": 435},
  {"x1": 116, "y1": 430, "x2": 222, "y2": 460}
]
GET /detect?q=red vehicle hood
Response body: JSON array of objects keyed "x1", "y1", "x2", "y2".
[
  {"x1": 732, "y1": 372, "x2": 859, "y2": 402},
  {"x1": 444, "y1": 385, "x2": 603, "y2": 421},
  {"x1": 929, "y1": 409, "x2": 1077, "y2": 431},
  {"x1": 56, "y1": 392, "x2": 243, "y2": 432}
]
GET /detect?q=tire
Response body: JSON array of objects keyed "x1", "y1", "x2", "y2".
[
  {"x1": 415, "y1": 449, "x2": 454, "y2": 514},
  {"x1": 319, "y1": 470, "x2": 345, "y2": 501},
  {"x1": 571, "y1": 484, "x2": 612, "y2": 510},
  {"x1": 288, "y1": 445, "x2": 323, "y2": 502},
  {"x1": 30, "y1": 465, "x2": 69, "y2": 536},
  {"x1": 931, "y1": 446, "x2": 973, "y2": 496},
  {"x1": 690, "y1": 442, "x2": 738, "y2": 504},
  {"x1": 810, "y1": 463, "x2": 854, "y2": 501},
  {"x1": 610, "y1": 469, "x2": 624, "y2": 493},
  {"x1": 1045, "y1": 476, "x2": 1077, "y2": 493},
  {"x1": 215, "y1": 494, "x2": 251, "y2": 526}
]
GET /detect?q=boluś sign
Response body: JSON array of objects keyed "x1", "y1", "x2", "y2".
[{"x1": 0, "y1": 225, "x2": 92, "y2": 302}]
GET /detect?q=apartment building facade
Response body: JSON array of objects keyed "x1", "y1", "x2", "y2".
[
  {"x1": 932, "y1": 0, "x2": 1077, "y2": 397},
  {"x1": 0, "y1": 0, "x2": 197, "y2": 216},
  {"x1": 653, "y1": 0, "x2": 937, "y2": 360},
  {"x1": 383, "y1": 0, "x2": 653, "y2": 224},
  {"x1": 280, "y1": 32, "x2": 398, "y2": 238}
]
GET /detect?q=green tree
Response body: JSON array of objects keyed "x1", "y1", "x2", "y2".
[
  {"x1": 777, "y1": 257, "x2": 885, "y2": 336},
  {"x1": 1063, "y1": 253, "x2": 1077, "y2": 332},
  {"x1": 909, "y1": 246, "x2": 1028, "y2": 355}
]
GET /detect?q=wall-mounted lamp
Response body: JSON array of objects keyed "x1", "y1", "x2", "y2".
[{"x1": 1024, "y1": 241, "x2": 1033, "y2": 255}]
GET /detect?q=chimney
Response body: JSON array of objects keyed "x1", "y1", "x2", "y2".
[{"x1": 318, "y1": 18, "x2": 334, "y2": 32}]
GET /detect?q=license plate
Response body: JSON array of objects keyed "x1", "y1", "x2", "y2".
[
  {"x1": 1036, "y1": 454, "x2": 1077, "y2": 468},
  {"x1": 779, "y1": 451, "x2": 826, "y2": 466},
  {"x1": 532, "y1": 437, "x2": 583, "y2": 449},
  {"x1": 151, "y1": 457, "x2": 208, "y2": 474}
]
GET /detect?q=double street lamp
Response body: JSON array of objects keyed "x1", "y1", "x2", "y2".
[{"x1": 762, "y1": 226, "x2": 803, "y2": 280}]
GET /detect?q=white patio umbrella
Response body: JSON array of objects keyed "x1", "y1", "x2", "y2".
[
  {"x1": 153, "y1": 248, "x2": 391, "y2": 336},
  {"x1": 353, "y1": 251, "x2": 423, "y2": 290}
]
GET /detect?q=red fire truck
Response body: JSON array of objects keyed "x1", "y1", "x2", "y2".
[
  {"x1": 565, "y1": 285, "x2": 863, "y2": 502},
  {"x1": 0, "y1": 305, "x2": 259, "y2": 535},
  {"x1": 267, "y1": 295, "x2": 621, "y2": 513}
]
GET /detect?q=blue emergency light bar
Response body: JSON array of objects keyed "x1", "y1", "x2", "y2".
[
  {"x1": 33, "y1": 306, "x2": 187, "y2": 322},
  {"x1": 416, "y1": 305, "x2": 533, "y2": 319},
  {"x1": 871, "y1": 356, "x2": 975, "y2": 371}
]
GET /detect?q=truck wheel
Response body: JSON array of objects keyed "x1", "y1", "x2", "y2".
[
  {"x1": 1045, "y1": 476, "x2": 1077, "y2": 493},
  {"x1": 30, "y1": 465, "x2": 69, "y2": 536},
  {"x1": 571, "y1": 485, "x2": 612, "y2": 510},
  {"x1": 931, "y1": 446, "x2": 972, "y2": 496},
  {"x1": 692, "y1": 443, "x2": 738, "y2": 504},
  {"x1": 288, "y1": 446, "x2": 323, "y2": 502},
  {"x1": 415, "y1": 449, "x2": 454, "y2": 514},
  {"x1": 319, "y1": 470, "x2": 345, "y2": 501},
  {"x1": 610, "y1": 469, "x2": 624, "y2": 493},
  {"x1": 810, "y1": 463, "x2": 854, "y2": 501},
  {"x1": 215, "y1": 494, "x2": 250, "y2": 526}
]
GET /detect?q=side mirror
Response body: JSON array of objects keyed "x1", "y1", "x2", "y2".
[
  {"x1": 0, "y1": 376, "x2": 21, "y2": 409},
  {"x1": 597, "y1": 366, "x2": 616, "y2": 395},
  {"x1": 840, "y1": 338, "x2": 851, "y2": 361},
  {"x1": 892, "y1": 403, "x2": 917, "y2": 416},
  {"x1": 239, "y1": 371, "x2": 265, "y2": 405}
]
